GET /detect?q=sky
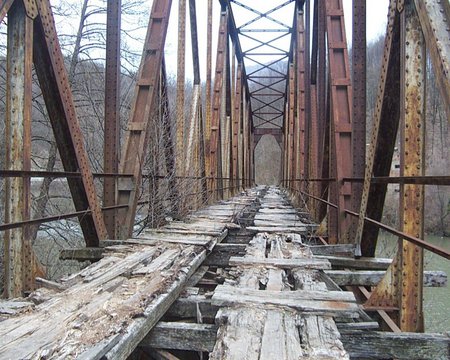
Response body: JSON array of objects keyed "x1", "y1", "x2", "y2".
[
  {"x1": 49, "y1": 0, "x2": 390, "y2": 78},
  {"x1": 163, "y1": 0, "x2": 390, "y2": 80}
]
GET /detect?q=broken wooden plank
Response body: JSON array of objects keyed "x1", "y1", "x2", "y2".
[
  {"x1": 229, "y1": 256, "x2": 331, "y2": 270},
  {"x1": 142, "y1": 322, "x2": 450, "y2": 359},
  {"x1": 60, "y1": 247, "x2": 105, "y2": 261},
  {"x1": 211, "y1": 286, "x2": 359, "y2": 317},
  {"x1": 315, "y1": 255, "x2": 392, "y2": 270},
  {"x1": 142, "y1": 322, "x2": 218, "y2": 353},
  {"x1": 340, "y1": 330, "x2": 450, "y2": 360},
  {"x1": 246, "y1": 226, "x2": 308, "y2": 233},
  {"x1": 325, "y1": 270, "x2": 447, "y2": 287}
]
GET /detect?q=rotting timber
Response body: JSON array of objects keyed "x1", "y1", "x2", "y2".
[{"x1": 0, "y1": 0, "x2": 450, "y2": 359}]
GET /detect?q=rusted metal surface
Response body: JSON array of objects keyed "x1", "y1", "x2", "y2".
[
  {"x1": 325, "y1": 0, "x2": 353, "y2": 244},
  {"x1": 33, "y1": 0, "x2": 107, "y2": 245},
  {"x1": 398, "y1": 0, "x2": 425, "y2": 331},
  {"x1": 176, "y1": 0, "x2": 186, "y2": 180},
  {"x1": 304, "y1": 0, "x2": 311, "y2": 189},
  {"x1": 355, "y1": 0, "x2": 401, "y2": 257},
  {"x1": 209, "y1": 8, "x2": 228, "y2": 198},
  {"x1": 116, "y1": 0, "x2": 172, "y2": 238},
  {"x1": 232, "y1": 63, "x2": 242, "y2": 190},
  {"x1": 4, "y1": 0, "x2": 34, "y2": 297},
  {"x1": 103, "y1": 0, "x2": 121, "y2": 239},
  {"x1": 351, "y1": 0, "x2": 366, "y2": 241},
  {"x1": 288, "y1": 62, "x2": 295, "y2": 187},
  {"x1": 205, "y1": 0, "x2": 212, "y2": 192},
  {"x1": 296, "y1": 7, "x2": 306, "y2": 193},
  {"x1": 413, "y1": 0, "x2": 450, "y2": 118},
  {"x1": 317, "y1": 0, "x2": 328, "y2": 223}
]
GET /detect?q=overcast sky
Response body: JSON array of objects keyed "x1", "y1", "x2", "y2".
[
  {"x1": 51, "y1": 0, "x2": 390, "y2": 79},
  {"x1": 163, "y1": 0, "x2": 390, "y2": 79}
]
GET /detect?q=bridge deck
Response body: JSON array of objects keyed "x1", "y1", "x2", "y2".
[
  {"x1": 0, "y1": 190, "x2": 259, "y2": 359},
  {"x1": 1, "y1": 187, "x2": 449, "y2": 359}
]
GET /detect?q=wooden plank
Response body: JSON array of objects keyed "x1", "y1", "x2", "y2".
[
  {"x1": 210, "y1": 307, "x2": 265, "y2": 360},
  {"x1": 325, "y1": 270, "x2": 447, "y2": 287},
  {"x1": 142, "y1": 323, "x2": 450, "y2": 359},
  {"x1": 341, "y1": 330, "x2": 450, "y2": 360},
  {"x1": 211, "y1": 286, "x2": 359, "y2": 317},
  {"x1": 165, "y1": 295, "x2": 219, "y2": 319},
  {"x1": 229, "y1": 256, "x2": 331, "y2": 270},
  {"x1": 246, "y1": 226, "x2": 308, "y2": 233},
  {"x1": 60, "y1": 247, "x2": 105, "y2": 261},
  {"x1": 142, "y1": 322, "x2": 218, "y2": 352},
  {"x1": 299, "y1": 315, "x2": 349, "y2": 359},
  {"x1": 259, "y1": 310, "x2": 304, "y2": 360},
  {"x1": 309, "y1": 244, "x2": 355, "y2": 256},
  {"x1": 315, "y1": 255, "x2": 392, "y2": 270}
]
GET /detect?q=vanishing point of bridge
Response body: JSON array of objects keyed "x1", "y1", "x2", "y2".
[{"x1": 0, "y1": 0, "x2": 450, "y2": 359}]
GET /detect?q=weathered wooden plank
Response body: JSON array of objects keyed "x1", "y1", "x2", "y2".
[
  {"x1": 254, "y1": 214, "x2": 301, "y2": 221},
  {"x1": 203, "y1": 244, "x2": 247, "y2": 267},
  {"x1": 211, "y1": 286, "x2": 359, "y2": 317},
  {"x1": 253, "y1": 220, "x2": 307, "y2": 227},
  {"x1": 315, "y1": 255, "x2": 392, "y2": 270},
  {"x1": 229, "y1": 256, "x2": 331, "y2": 270},
  {"x1": 259, "y1": 310, "x2": 303, "y2": 359},
  {"x1": 210, "y1": 307, "x2": 266, "y2": 360},
  {"x1": 341, "y1": 330, "x2": 450, "y2": 360},
  {"x1": 299, "y1": 315, "x2": 349, "y2": 359},
  {"x1": 165, "y1": 295, "x2": 219, "y2": 319},
  {"x1": 309, "y1": 244, "x2": 355, "y2": 256},
  {"x1": 246, "y1": 226, "x2": 308, "y2": 233},
  {"x1": 60, "y1": 247, "x2": 105, "y2": 261},
  {"x1": 325, "y1": 270, "x2": 447, "y2": 287},
  {"x1": 142, "y1": 322, "x2": 450, "y2": 359},
  {"x1": 142, "y1": 322, "x2": 218, "y2": 352}
]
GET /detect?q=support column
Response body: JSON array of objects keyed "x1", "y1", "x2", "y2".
[
  {"x1": 104, "y1": 0, "x2": 121, "y2": 238},
  {"x1": 399, "y1": 0, "x2": 425, "y2": 332},
  {"x1": 351, "y1": 0, "x2": 366, "y2": 242},
  {"x1": 4, "y1": 0, "x2": 34, "y2": 297}
]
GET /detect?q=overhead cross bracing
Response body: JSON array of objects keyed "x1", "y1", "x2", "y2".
[{"x1": 0, "y1": 0, "x2": 450, "y2": 357}]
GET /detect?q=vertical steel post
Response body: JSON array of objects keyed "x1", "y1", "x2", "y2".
[
  {"x1": 399, "y1": 0, "x2": 425, "y2": 332},
  {"x1": 205, "y1": 0, "x2": 212, "y2": 196},
  {"x1": 104, "y1": 0, "x2": 121, "y2": 239},
  {"x1": 325, "y1": 0, "x2": 353, "y2": 244},
  {"x1": 210, "y1": 8, "x2": 228, "y2": 199},
  {"x1": 4, "y1": 0, "x2": 34, "y2": 297},
  {"x1": 176, "y1": 0, "x2": 186, "y2": 180},
  {"x1": 351, "y1": 0, "x2": 366, "y2": 242}
]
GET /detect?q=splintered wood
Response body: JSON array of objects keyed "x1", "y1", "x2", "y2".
[
  {"x1": 0, "y1": 190, "x2": 259, "y2": 360},
  {"x1": 211, "y1": 188, "x2": 352, "y2": 359}
]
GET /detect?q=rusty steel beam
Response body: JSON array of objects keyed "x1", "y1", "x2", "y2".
[
  {"x1": 116, "y1": 0, "x2": 172, "y2": 239},
  {"x1": 4, "y1": 0, "x2": 34, "y2": 297},
  {"x1": 176, "y1": 0, "x2": 186, "y2": 180},
  {"x1": 103, "y1": 0, "x2": 121, "y2": 239},
  {"x1": 232, "y1": 63, "x2": 242, "y2": 190},
  {"x1": 413, "y1": 0, "x2": 450, "y2": 119},
  {"x1": 351, "y1": 0, "x2": 366, "y2": 242},
  {"x1": 398, "y1": 0, "x2": 425, "y2": 332},
  {"x1": 205, "y1": 0, "x2": 212, "y2": 194},
  {"x1": 355, "y1": 0, "x2": 401, "y2": 257},
  {"x1": 33, "y1": 0, "x2": 107, "y2": 245},
  {"x1": 209, "y1": 8, "x2": 228, "y2": 198},
  {"x1": 288, "y1": 63, "x2": 295, "y2": 187},
  {"x1": 325, "y1": 0, "x2": 353, "y2": 244},
  {"x1": 296, "y1": 7, "x2": 306, "y2": 194},
  {"x1": 317, "y1": 0, "x2": 328, "y2": 222},
  {"x1": 304, "y1": 0, "x2": 311, "y2": 190}
]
